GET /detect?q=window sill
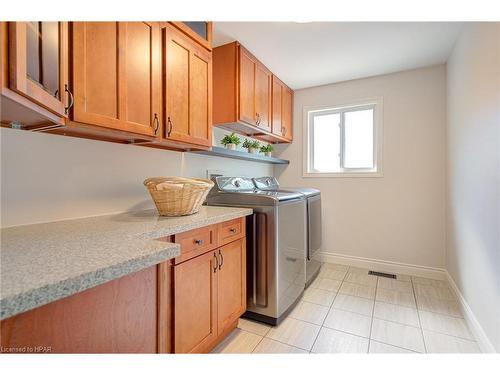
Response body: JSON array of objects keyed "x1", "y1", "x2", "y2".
[{"x1": 303, "y1": 171, "x2": 383, "y2": 178}]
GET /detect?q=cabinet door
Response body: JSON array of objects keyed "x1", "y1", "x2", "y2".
[
  {"x1": 164, "y1": 25, "x2": 212, "y2": 147},
  {"x1": 282, "y1": 87, "x2": 293, "y2": 141},
  {"x1": 217, "y1": 238, "x2": 246, "y2": 335},
  {"x1": 189, "y1": 44, "x2": 212, "y2": 146},
  {"x1": 255, "y1": 64, "x2": 271, "y2": 132},
  {"x1": 238, "y1": 48, "x2": 256, "y2": 126},
  {"x1": 173, "y1": 250, "x2": 218, "y2": 353},
  {"x1": 120, "y1": 22, "x2": 161, "y2": 136},
  {"x1": 9, "y1": 22, "x2": 68, "y2": 117},
  {"x1": 271, "y1": 77, "x2": 283, "y2": 136},
  {"x1": 72, "y1": 22, "x2": 160, "y2": 137}
]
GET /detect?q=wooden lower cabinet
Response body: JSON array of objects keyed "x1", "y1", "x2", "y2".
[
  {"x1": 172, "y1": 237, "x2": 246, "y2": 353},
  {"x1": 0, "y1": 266, "x2": 158, "y2": 353},
  {"x1": 0, "y1": 219, "x2": 246, "y2": 354}
]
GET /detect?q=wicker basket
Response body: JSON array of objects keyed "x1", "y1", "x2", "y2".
[{"x1": 144, "y1": 177, "x2": 214, "y2": 216}]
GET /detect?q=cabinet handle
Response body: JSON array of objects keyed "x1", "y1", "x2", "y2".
[
  {"x1": 213, "y1": 252, "x2": 218, "y2": 273},
  {"x1": 153, "y1": 113, "x2": 160, "y2": 135},
  {"x1": 218, "y1": 249, "x2": 224, "y2": 270},
  {"x1": 229, "y1": 228, "x2": 236, "y2": 233},
  {"x1": 255, "y1": 113, "x2": 261, "y2": 126},
  {"x1": 194, "y1": 239, "x2": 204, "y2": 245},
  {"x1": 64, "y1": 84, "x2": 74, "y2": 115},
  {"x1": 167, "y1": 117, "x2": 173, "y2": 137},
  {"x1": 282, "y1": 127, "x2": 287, "y2": 136}
]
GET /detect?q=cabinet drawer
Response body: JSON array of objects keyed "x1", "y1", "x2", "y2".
[
  {"x1": 173, "y1": 224, "x2": 218, "y2": 264},
  {"x1": 218, "y1": 217, "x2": 245, "y2": 246}
]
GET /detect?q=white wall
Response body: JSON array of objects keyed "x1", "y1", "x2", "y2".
[
  {"x1": 275, "y1": 65, "x2": 447, "y2": 269},
  {"x1": 0, "y1": 127, "x2": 272, "y2": 228},
  {"x1": 446, "y1": 23, "x2": 500, "y2": 352}
]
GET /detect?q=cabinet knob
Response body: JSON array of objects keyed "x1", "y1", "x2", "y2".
[
  {"x1": 194, "y1": 239, "x2": 204, "y2": 245},
  {"x1": 229, "y1": 228, "x2": 237, "y2": 233}
]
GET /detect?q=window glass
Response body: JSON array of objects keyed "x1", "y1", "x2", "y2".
[
  {"x1": 307, "y1": 104, "x2": 378, "y2": 175},
  {"x1": 312, "y1": 112, "x2": 340, "y2": 172},
  {"x1": 343, "y1": 109, "x2": 374, "y2": 168},
  {"x1": 182, "y1": 22, "x2": 208, "y2": 40}
]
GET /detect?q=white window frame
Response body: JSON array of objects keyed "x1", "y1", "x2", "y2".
[{"x1": 303, "y1": 97, "x2": 384, "y2": 178}]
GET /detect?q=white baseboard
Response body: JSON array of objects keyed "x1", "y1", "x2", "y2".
[
  {"x1": 445, "y1": 271, "x2": 497, "y2": 353},
  {"x1": 317, "y1": 251, "x2": 447, "y2": 280}
]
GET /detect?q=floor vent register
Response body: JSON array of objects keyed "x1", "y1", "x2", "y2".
[{"x1": 368, "y1": 270, "x2": 397, "y2": 279}]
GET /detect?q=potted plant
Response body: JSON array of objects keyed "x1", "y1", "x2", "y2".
[
  {"x1": 220, "y1": 132, "x2": 241, "y2": 151},
  {"x1": 242, "y1": 139, "x2": 261, "y2": 154},
  {"x1": 260, "y1": 144, "x2": 274, "y2": 157}
]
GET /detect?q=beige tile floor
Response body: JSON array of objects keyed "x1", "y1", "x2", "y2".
[{"x1": 212, "y1": 263, "x2": 481, "y2": 354}]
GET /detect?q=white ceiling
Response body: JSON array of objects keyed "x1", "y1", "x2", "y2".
[{"x1": 213, "y1": 22, "x2": 463, "y2": 90}]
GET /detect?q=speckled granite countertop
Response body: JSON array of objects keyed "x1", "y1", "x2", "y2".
[{"x1": 0, "y1": 206, "x2": 252, "y2": 320}]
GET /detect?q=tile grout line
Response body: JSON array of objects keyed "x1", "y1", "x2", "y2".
[
  {"x1": 263, "y1": 322, "x2": 309, "y2": 352},
  {"x1": 369, "y1": 339, "x2": 421, "y2": 354},
  {"x1": 412, "y1": 282, "x2": 479, "y2": 344},
  {"x1": 366, "y1": 275, "x2": 379, "y2": 353},
  {"x1": 288, "y1": 306, "x2": 428, "y2": 333},
  {"x1": 250, "y1": 332, "x2": 267, "y2": 354},
  {"x1": 242, "y1": 312, "x2": 464, "y2": 339},
  {"x1": 308, "y1": 264, "x2": 350, "y2": 353},
  {"x1": 410, "y1": 277, "x2": 428, "y2": 353},
  {"x1": 259, "y1": 336, "x2": 312, "y2": 353}
]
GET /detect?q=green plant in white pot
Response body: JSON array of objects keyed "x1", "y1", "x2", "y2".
[
  {"x1": 260, "y1": 144, "x2": 274, "y2": 157},
  {"x1": 242, "y1": 139, "x2": 261, "y2": 154},
  {"x1": 220, "y1": 132, "x2": 241, "y2": 151}
]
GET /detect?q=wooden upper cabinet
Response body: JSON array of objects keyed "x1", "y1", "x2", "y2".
[
  {"x1": 173, "y1": 250, "x2": 218, "y2": 353},
  {"x1": 213, "y1": 41, "x2": 292, "y2": 143},
  {"x1": 163, "y1": 24, "x2": 212, "y2": 148},
  {"x1": 271, "y1": 75, "x2": 293, "y2": 142},
  {"x1": 216, "y1": 238, "x2": 246, "y2": 336},
  {"x1": 8, "y1": 22, "x2": 69, "y2": 118},
  {"x1": 71, "y1": 22, "x2": 160, "y2": 137}
]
